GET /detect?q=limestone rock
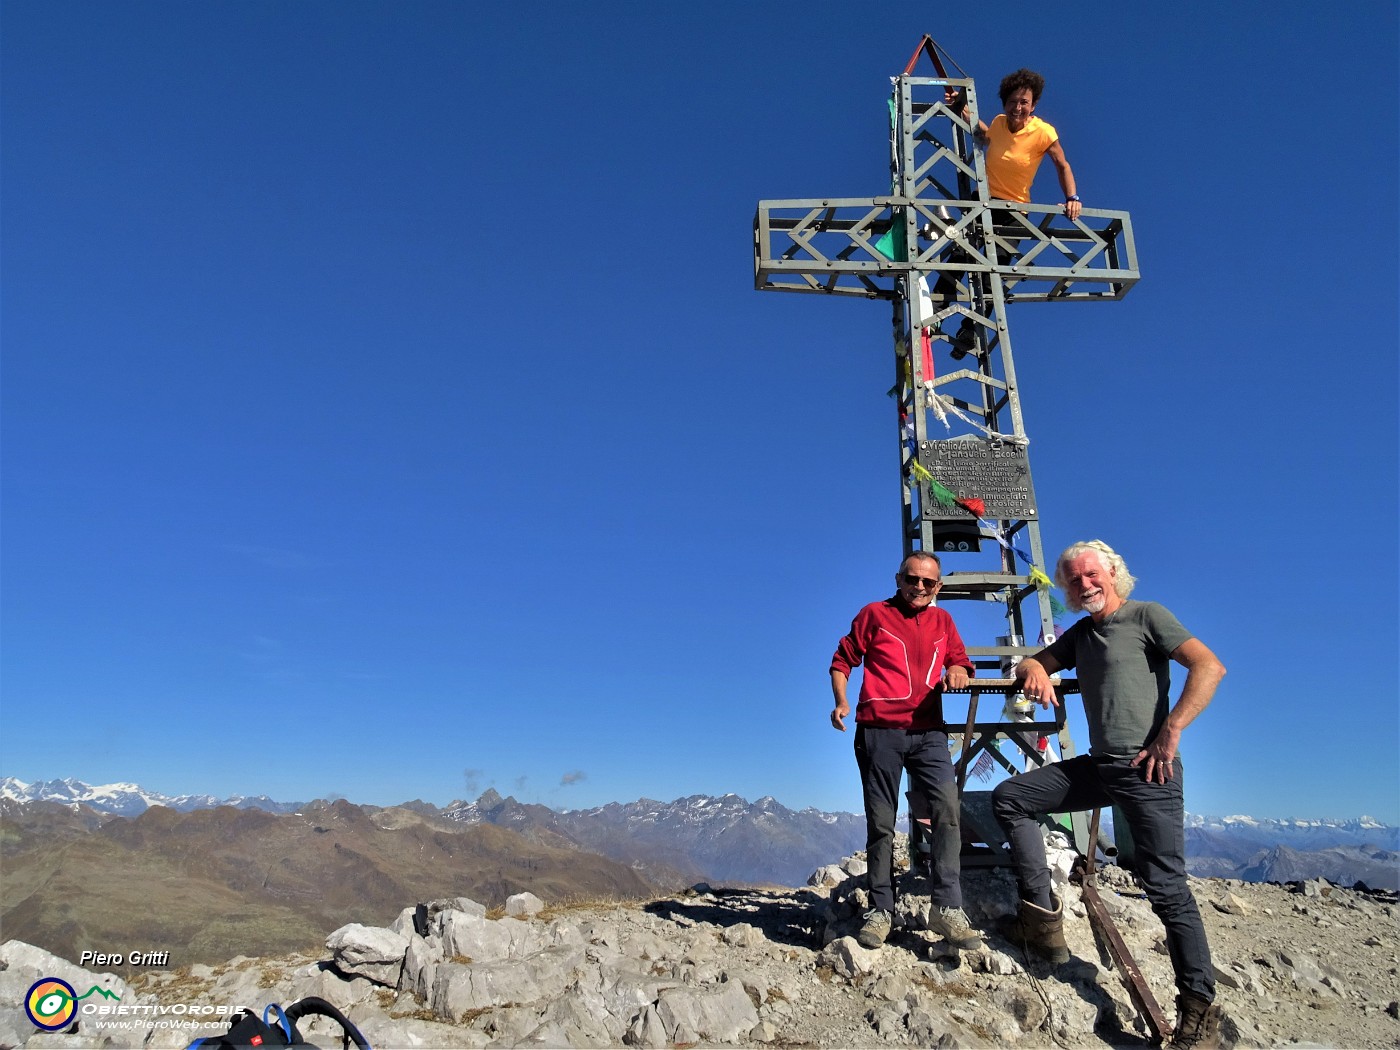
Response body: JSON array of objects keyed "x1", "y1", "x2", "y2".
[
  {"x1": 818, "y1": 936, "x2": 878, "y2": 979},
  {"x1": 841, "y1": 856, "x2": 869, "y2": 877},
  {"x1": 401, "y1": 931, "x2": 444, "y2": 1000},
  {"x1": 324, "y1": 923, "x2": 408, "y2": 986},
  {"x1": 1213, "y1": 890, "x2": 1254, "y2": 916},
  {"x1": 0, "y1": 941, "x2": 129, "y2": 1050},
  {"x1": 655, "y1": 979, "x2": 760, "y2": 1043},
  {"x1": 506, "y1": 892, "x2": 545, "y2": 918},
  {"x1": 807, "y1": 863, "x2": 847, "y2": 888},
  {"x1": 440, "y1": 909, "x2": 540, "y2": 963},
  {"x1": 4, "y1": 821, "x2": 1398, "y2": 1050},
  {"x1": 720, "y1": 922, "x2": 765, "y2": 949}
]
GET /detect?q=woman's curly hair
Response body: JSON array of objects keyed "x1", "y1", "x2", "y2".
[{"x1": 999, "y1": 68, "x2": 1046, "y2": 105}]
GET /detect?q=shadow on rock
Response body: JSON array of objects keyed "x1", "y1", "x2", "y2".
[{"x1": 644, "y1": 886, "x2": 826, "y2": 950}]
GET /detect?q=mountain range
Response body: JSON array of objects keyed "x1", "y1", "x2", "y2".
[
  {"x1": 1182, "y1": 812, "x2": 1398, "y2": 888},
  {"x1": 0, "y1": 794, "x2": 659, "y2": 968},
  {"x1": 441, "y1": 788, "x2": 868, "y2": 888},
  {"x1": 0, "y1": 776, "x2": 302, "y2": 817},
  {"x1": 3, "y1": 776, "x2": 1396, "y2": 889}
]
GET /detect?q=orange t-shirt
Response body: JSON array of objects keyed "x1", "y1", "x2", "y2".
[{"x1": 984, "y1": 114, "x2": 1059, "y2": 203}]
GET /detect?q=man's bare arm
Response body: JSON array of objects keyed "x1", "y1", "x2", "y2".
[
  {"x1": 830, "y1": 670, "x2": 851, "y2": 732},
  {"x1": 1132, "y1": 639, "x2": 1227, "y2": 783},
  {"x1": 1013, "y1": 652, "x2": 1064, "y2": 709}
]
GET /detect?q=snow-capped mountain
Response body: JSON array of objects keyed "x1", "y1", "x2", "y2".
[
  {"x1": 1179, "y1": 812, "x2": 1398, "y2": 888},
  {"x1": 1188, "y1": 813, "x2": 1392, "y2": 834},
  {"x1": 0, "y1": 777, "x2": 302, "y2": 817},
  {"x1": 442, "y1": 790, "x2": 867, "y2": 887},
  {"x1": 4, "y1": 776, "x2": 1395, "y2": 889}
]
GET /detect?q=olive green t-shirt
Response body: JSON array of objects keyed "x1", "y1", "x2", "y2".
[{"x1": 1043, "y1": 600, "x2": 1192, "y2": 756}]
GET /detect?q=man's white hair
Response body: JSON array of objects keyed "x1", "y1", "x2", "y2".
[{"x1": 1054, "y1": 540, "x2": 1136, "y2": 612}]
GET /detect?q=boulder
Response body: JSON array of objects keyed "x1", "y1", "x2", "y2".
[
  {"x1": 807, "y1": 864, "x2": 847, "y2": 888},
  {"x1": 519, "y1": 989, "x2": 616, "y2": 1047},
  {"x1": 720, "y1": 922, "x2": 765, "y2": 949},
  {"x1": 1213, "y1": 891, "x2": 1254, "y2": 916},
  {"x1": 506, "y1": 892, "x2": 545, "y2": 918},
  {"x1": 441, "y1": 911, "x2": 541, "y2": 964},
  {"x1": 0, "y1": 941, "x2": 131, "y2": 1050},
  {"x1": 818, "y1": 935, "x2": 878, "y2": 979},
  {"x1": 623, "y1": 1003, "x2": 669, "y2": 1047},
  {"x1": 401, "y1": 932, "x2": 445, "y2": 1000},
  {"x1": 430, "y1": 946, "x2": 585, "y2": 1021},
  {"x1": 325, "y1": 923, "x2": 409, "y2": 986},
  {"x1": 655, "y1": 979, "x2": 760, "y2": 1043}
]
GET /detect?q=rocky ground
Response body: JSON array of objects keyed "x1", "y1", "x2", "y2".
[{"x1": 2, "y1": 833, "x2": 1397, "y2": 1049}]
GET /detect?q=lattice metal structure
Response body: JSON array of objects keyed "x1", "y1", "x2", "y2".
[{"x1": 754, "y1": 43, "x2": 1140, "y2": 851}]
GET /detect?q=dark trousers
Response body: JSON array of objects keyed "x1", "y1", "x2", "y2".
[
  {"x1": 992, "y1": 754, "x2": 1215, "y2": 1001},
  {"x1": 855, "y1": 724, "x2": 962, "y2": 912},
  {"x1": 930, "y1": 212, "x2": 1022, "y2": 310}
]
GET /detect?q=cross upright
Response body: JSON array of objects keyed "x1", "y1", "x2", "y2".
[{"x1": 754, "y1": 37, "x2": 1141, "y2": 830}]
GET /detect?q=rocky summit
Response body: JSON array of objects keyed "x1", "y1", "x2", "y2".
[{"x1": 1, "y1": 830, "x2": 1397, "y2": 1050}]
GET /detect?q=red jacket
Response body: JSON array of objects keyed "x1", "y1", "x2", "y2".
[{"x1": 831, "y1": 596, "x2": 974, "y2": 730}]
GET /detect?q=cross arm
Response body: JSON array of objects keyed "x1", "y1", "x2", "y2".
[{"x1": 754, "y1": 196, "x2": 1140, "y2": 302}]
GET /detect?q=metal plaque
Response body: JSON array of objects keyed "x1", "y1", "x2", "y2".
[{"x1": 918, "y1": 436, "x2": 1037, "y2": 520}]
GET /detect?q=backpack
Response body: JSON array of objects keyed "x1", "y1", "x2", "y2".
[{"x1": 187, "y1": 996, "x2": 371, "y2": 1049}]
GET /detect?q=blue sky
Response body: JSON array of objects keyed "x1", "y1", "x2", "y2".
[{"x1": 3, "y1": 1, "x2": 1396, "y2": 824}]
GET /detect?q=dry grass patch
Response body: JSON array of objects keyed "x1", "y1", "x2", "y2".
[
  {"x1": 912, "y1": 972, "x2": 976, "y2": 997},
  {"x1": 534, "y1": 893, "x2": 648, "y2": 921},
  {"x1": 387, "y1": 1002, "x2": 437, "y2": 1023},
  {"x1": 128, "y1": 967, "x2": 216, "y2": 1002}
]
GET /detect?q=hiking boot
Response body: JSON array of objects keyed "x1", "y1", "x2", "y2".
[
  {"x1": 927, "y1": 906, "x2": 983, "y2": 949},
  {"x1": 949, "y1": 319, "x2": 977, "y2": 359},
  {"x1": 857, "y1": 908, "x2": 892, "y2": 948},
  {"x1": 1168, "y1": 993, "x2": 1221, "y2": 1050},
  {"x1": 998, "y1": 892, "x2": 1069, "y2": 963}
]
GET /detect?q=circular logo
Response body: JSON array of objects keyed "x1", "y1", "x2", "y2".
[{"x1": 25, "y1": 977, "x2": 77, "y2": 1031}]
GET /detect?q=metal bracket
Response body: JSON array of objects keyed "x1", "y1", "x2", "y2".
[{"x1": 1076, "y1": 808, "x2": 1170, "y2": 1045}]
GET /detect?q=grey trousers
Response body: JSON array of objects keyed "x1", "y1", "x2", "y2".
[
  {"x1": 854, "y1": 724, "x2": 962, "y2": 913},
  {"x1": 992, "y1": 753, "x2": 1215, "y2": 1002}
]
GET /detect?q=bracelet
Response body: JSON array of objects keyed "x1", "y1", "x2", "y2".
[{"x1": 1066, "y1": 195, "x2": 1081, "y2": 203}]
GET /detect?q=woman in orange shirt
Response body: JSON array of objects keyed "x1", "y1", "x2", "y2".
[
  {"x1": 939, "y1": 69, "x2": 1080, "y2": 356},
  {"x1": 973, "y1": 68, "x2": 1079, "y2": 218}
]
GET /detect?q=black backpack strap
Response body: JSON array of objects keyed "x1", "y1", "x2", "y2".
[{"x1": 283, "y1": 996, "x2": 372, "y2": 1050}]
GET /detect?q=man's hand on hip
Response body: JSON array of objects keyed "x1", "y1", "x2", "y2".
[{"x1": 1131, "y1": 726, "x2": 1181, "y2": 783}]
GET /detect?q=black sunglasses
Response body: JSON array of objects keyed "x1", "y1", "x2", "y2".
[{"x1": 900, "y1": 573, "x2": 941, "y2": 589}]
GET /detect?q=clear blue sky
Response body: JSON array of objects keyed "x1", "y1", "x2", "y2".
[{"x1": 3, "y1": 1, "x2": 1396, "y2": 824}]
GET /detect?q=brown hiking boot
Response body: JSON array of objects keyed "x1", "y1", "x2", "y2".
[
  {"x1": 1167, "y1": 993, "x2": 1221, "y2": 1050},
  {"x1": 856, "y1": 909, "x2": 892, "y2": 948},
  {"x1": 998, "y1": 892, "x2": 1069, "y2": 964},
  {"x1": 927, "y1": 906, "x2": 983, "y2": 950}
]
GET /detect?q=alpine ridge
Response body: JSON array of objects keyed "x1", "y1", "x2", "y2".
[{"x1": 4, "y1": 777, "x2": 1394, "y2": 889}]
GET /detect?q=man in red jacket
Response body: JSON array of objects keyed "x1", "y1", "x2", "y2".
[{"x1": 830, "y1": 550, "x2": 982, "y2": 950}]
